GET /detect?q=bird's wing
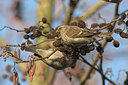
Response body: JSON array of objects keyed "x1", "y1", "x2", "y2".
[{"x1": 66, "y1": 26, "x2": 96, "y2": 38}]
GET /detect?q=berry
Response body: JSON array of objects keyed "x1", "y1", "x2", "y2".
[
  {"x1": 24, "y1": 28, "x2": 30, "y2": 33},
  {"x1": 121, "y1": 12, "x2": 126, "y2": 20}
]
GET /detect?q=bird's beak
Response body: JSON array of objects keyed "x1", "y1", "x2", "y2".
[{"x1": 55, "y1": 26, "x2": 62, "y2": 33}]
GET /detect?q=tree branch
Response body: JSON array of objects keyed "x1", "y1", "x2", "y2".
[
  {"x1": 80, "y1": 1, "x2": 107, "y2": 20},
  {"x1": 80, "y1": 2, "x2": 120, "y2": 85}
]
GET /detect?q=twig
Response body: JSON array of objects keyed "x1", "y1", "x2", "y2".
[
  {"x1": 64, "y1": 0, "x2": 79, "y2": 25},
  {"x1": 99, "y1": 54, "x2": 105, "y2": 85},
  {"x1": 79, "y1": 56, "x2": 116, "y2": 85},
  {"x1": 46, "y1": 68, "x2": 56, "y2": 85},
  {"x1": 80, "y1": 1, "x2": 107, "y2": 20},
  {"x1": 0, "y1": 26, "x2": 24, "y2": 32},
  {"x1": 6, "y1": 51, "x2": 23, "y2": 62},
  {"x1": 1, "y1": 44, "x2": 21, "y2": 48},
  {"x1": 80, "y1": 2, "x2": 120, "y2": 85},
  {"x1": 98, "y1": 13, "x2": 106, "y2": 23}
]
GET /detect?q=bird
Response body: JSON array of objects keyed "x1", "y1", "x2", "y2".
[
  {"x1": 56, "y1": 25, "x2": 109, "y2": 47},
  {"x1": 24, "y1": 46, "x2": 76, "y2": 70}
]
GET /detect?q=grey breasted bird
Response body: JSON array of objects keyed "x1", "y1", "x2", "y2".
[
  {"x1": 25, "y1": 46, "x2": 75, "y2": 70},
  {"x1": 56, "y1": 25, "x2": 109, "y2": 46}
]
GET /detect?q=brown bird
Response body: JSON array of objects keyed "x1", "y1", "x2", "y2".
[{"x1": 56, "y1": 25, "x2": 109, "y2": 47}]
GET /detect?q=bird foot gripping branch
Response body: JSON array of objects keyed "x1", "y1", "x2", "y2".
[{"x1": 0, "y1": 13, "x2": 128, "y2": 70}]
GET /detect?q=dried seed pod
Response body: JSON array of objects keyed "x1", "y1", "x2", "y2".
[
  {"x1": 29, "y1": 26, "x2": 35, "y2": 31},
  {"x1": 21, "y1": 43, "x2": 25, "y2": 46},
  {"x1": 106, "y1": 23, "x2": 114, "y2": 31},
  {"x1": 91, "y1": 23, "x2": 99, "y2": 28},
  {"x1": 6, "y1": 65, "x2": 12, "y2": 73},
  {"x1": 24, "y1": 34, "x2": 29, "y2": 39},
  {"x1": 42, "y1": 17, "x2": 47, "y2": 23},
  {"x1": 99, "y1": 23, "x2": 106, "y2": 28},
  {"x1": 10, "y1": 75, "x2": 13, "y2": 82},
  {"x1": 53, "y1": 40, "x2": 62, "y2": 47},
  {"x1": 33, "y1": 30, "x2": 41, "y2": 37},
  {"x1": 70, "y1": 21, "x2": 78, "y2": 26},
  {"x1": 114, "y1": 28, "x2": 122, "y2": 34},
  {"x1": 17, "y1": 49, "x2": 20, "y2": 58},
  {"x1": 78, "y1": 20, "x2": 86, "y2": 28},
  {"x1": 29, "y1": 26, "x2": 38, "y2": 32},
  {"x1": 13, "y1": 72, "x2": 18, "y2": 85},
  {"x1": 21, "y1": 43, "x2": 26, "y2": 50},
  {"x1": 29, "y1": 63, "x2": 36, "y2": 82},
  {"x1": 121, "y1": 12, "x2": 126, "y2": 20},
  {"x1": 2, "y1": 74, "x2": 8, "y2": 79},
  {"x1": 126, "y1": 20, "x2": 128, "y2": 26},
  {"x1": 22, "y1": 78, "x2": 26, "y2": 82},
  {"x1": 14, "y1": 49, "x2": 17, "y2": 57},
  {"x1": 118, "y1": 19, "x2": 123, "y2": 25},
  {"x1": 30, "y1": 34, "x2": 35, "y2": 40},
  {"x1": 120, "y1": 32, "x2": 128, "y2": 38},
  {"x1": 15, "y1": 73, "x2": 18, "y2": 84},
  {"x1": 106, "y1": 36, "x2": 113, "y2": 42},
  {"x1": 28, "y1": 59, "x2": 32, "y2": 73},
  {"x1": 96, "y1": 46, "x2": 104, "y2": 53},
  {"x1": 113, "y1": 40, "x2": 120, "y2": 47},
  {"x1": 24, "y1": 28, "x2": 30, "y2": 33}
]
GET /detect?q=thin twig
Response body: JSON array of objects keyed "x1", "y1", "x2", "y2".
[
  {"x1": 80, "y1": 2, "x2": 120, "y2": 85},
  {"x1": 64, "y1": 0, "x2": 79, "y2": 24},
  {"x1": 99, "y1": 54, "x2": 105, "y2": 85},
  {"x1": 98, "y1": 13, "x2": 106, "y2": 23},
  {"x1": 79, "y1": 56, "x2": 116, "y2": 85},
  {"x1": 0, "y1": 26, "x2": 24, "y2": 32},
  {"x1": 7, "y1": 51, "x2": 23, "y2": 62}
]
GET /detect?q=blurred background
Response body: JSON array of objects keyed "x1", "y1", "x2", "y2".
[{"x1": 0, "y1": 0, "x2": 128, "y2": 85}]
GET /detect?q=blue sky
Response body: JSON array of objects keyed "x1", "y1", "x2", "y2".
[{"x1": 0, "y1": 0, "x2": 128, "y2": 85}]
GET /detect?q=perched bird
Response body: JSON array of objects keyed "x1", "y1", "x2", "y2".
[
  {"x1": 25, "y1": 46, "x2": 76, "y2": 70},
  {"x1": 56, "y1": 25, "x2": 109, "y2": 47}
]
